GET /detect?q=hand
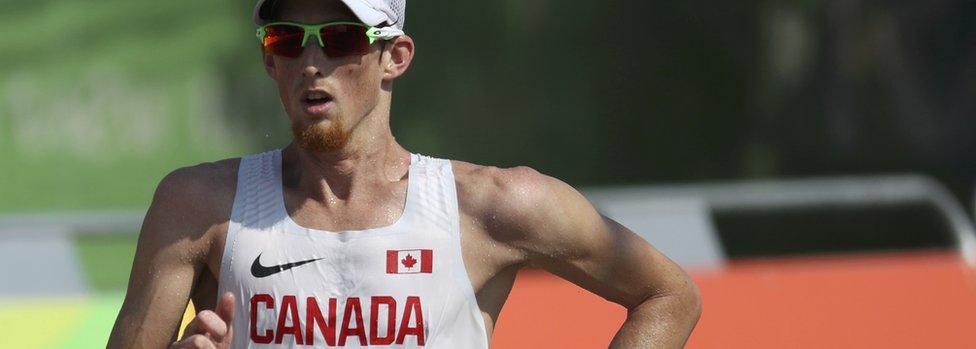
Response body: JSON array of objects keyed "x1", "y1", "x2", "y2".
[{"x1": 169, "y1": 292, "x2": 235, "y2": 349}]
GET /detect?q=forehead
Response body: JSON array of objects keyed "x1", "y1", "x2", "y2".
[{"x1": 275, "y1": 0, "x2": 358, "y2": 23}]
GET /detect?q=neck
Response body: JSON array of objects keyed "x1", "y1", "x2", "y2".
[{"x1": 281, "y1": 108, "x2": 411, "y2": 204}]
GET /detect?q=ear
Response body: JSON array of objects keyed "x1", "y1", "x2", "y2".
[{"x1": 382, "y1": 35, "x2": 415, "y2": 81}]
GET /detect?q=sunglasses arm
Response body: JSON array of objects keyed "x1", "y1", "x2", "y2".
[{"x1": 366, "y1": 26, "x2": 405, "y2": 44}]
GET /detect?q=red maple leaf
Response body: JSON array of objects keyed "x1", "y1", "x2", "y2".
[{"x1": 401, "y1": 254, "x2": 418, "y2": 268}]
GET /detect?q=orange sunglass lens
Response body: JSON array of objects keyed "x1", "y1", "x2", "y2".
[{"x1": 263, "y1": 25, "x2": 305, "y2": 58}]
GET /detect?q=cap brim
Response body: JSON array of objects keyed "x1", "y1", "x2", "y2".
[{"x1": 341, "y1": 0, "x2": 389, "y2": 27}]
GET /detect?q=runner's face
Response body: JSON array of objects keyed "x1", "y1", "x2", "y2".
[{"x1": 264, "y1": 0, "x2": 387, "y2": 152}]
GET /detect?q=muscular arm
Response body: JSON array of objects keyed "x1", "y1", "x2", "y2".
[
  {"x1": 107, "y1": 163, "x2": 234, "y2": 348},
  {"x1": 479, "y1": 167, "x2": 702, "y2": 348}
]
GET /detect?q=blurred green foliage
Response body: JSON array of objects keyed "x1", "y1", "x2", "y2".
[
  {"x1": 0, "y1": 0, "x2": 257, "y2": 211},
  {"x1": 74, "y1": 234, "x2": 138, "y2": 292}
]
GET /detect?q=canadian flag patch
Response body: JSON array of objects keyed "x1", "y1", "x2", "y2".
[{"x1": 386, "y1": 249, "x2": 433, "y2": 274}]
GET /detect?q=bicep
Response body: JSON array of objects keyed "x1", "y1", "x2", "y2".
[
  {"x1": 516, "y1": 178, "x2": 691, "y2": 309},
  {"x1": 108, "y1": 177, "x2": 211, "y2": 348}
]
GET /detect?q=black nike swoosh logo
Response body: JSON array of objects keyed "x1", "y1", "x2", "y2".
[{"x1": 250, "y1": 253, "x2": 324, "y2": 278}]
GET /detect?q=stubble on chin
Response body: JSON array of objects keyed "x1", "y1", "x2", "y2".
[{"x1": 291, "y1": 116, "x2": 350, "y2": 153}]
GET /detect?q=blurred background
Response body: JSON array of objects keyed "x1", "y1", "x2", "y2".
[{"x1": 1, "y1": 0, "x2": 974, "y2": 348}]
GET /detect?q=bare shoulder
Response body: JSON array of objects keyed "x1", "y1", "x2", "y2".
[
  {"x1": 451, "y1": 160, "x2": 590, "y2": 247},
  {"x1": 141, "y1": 157, "x2": 242, "y2": 259},
  {"x1": 153, "y1": 157, "x2": 241, "y2": 215},
  {"x1": 452, "y1": 159, "x2": 554, "y2": 206}
]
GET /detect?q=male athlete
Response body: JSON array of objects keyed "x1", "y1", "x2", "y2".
[{"x1": 107, "y1": 0, "x2": 701, "y2": 348}]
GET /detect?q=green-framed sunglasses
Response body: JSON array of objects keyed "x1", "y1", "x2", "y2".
[{"x1": 256, "y1": 21, "x2": 404, "y2": 58}]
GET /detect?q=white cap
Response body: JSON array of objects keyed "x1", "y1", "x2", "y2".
[{"x1": 254, "y1": 0, "x2": 406, "y2": 30}]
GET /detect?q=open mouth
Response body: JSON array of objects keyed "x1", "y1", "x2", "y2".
[
  {"x1": 301, "y1": 90, "x2": 334, "y2": 115},
  {"x1": 304, "y1": 91, "x2": 332, "y2": 105}
]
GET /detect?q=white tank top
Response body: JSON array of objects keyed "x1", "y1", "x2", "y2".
[{"x1": 217, "y1": 149, "x2": 489, "y2": 348}]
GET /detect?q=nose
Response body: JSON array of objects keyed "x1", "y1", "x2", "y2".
[{"x1": 299, "y1": 40, "x2": 328, "y2": 78}]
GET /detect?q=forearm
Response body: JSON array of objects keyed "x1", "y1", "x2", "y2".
[
  {"x1": 107, "y1": 289, "x2": 190, "y2": 348},
  {"x1": 609, "y1": 290, "x2": 702, "y2": 349}
]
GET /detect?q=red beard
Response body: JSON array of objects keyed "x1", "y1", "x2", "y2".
[{"x1": 291, "y1": 117, "x2": 349, "y2": 152}]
